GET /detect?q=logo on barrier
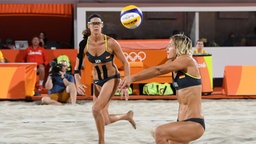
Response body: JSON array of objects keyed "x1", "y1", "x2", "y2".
[
  {"x1": 197, "y1": 62, "x2": 206, "y2": 68},
  {"x1": 123, "y1": 51, "x2": 146, "y2": 62}
]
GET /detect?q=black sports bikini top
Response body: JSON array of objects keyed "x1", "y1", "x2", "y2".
[
  {"x1": 172, "y1": 71, "x2": 201, "y2": 90},
  {"x1": 85, "y1": 35, "x2": 114, "y2": 64}
]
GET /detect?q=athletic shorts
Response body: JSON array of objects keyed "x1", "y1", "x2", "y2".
[{"x1": 49, "y1": 90, "x2": 70, "y2": 103}]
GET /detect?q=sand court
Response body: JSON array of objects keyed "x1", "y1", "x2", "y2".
[{"x1": 0, "y1": 99, "x2": 255, "y2": 144}]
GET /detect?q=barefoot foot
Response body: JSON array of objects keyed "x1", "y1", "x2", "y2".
[{"x1": 127, "y1": 110, "x2": 136, "y2": 129}]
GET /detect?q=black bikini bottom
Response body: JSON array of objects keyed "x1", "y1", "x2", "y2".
[
  {"x1": 93, "y1": 74, "x2": 120, "y2": 87},
  {"x1": 179, "y1": 118, "x2": 205, "y2": 130}
]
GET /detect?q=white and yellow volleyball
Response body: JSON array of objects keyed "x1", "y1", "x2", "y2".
[{"x1": 120, "y1": 5, "x2": 143, "y2": 29}]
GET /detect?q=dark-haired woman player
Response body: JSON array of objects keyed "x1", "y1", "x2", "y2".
[{"x1": 74, "y1": 14, "x2": 136, "y2": 144}]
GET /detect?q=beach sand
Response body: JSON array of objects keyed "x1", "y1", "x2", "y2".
[{"x1": 0, "y1": 99, "x2": 255, "y2": 144}]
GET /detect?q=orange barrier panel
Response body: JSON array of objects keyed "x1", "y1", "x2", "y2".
[
  {"x1": 114, "y1": 49, "x2": 168, "y2": 69},
  {"x1": 193, "y1": 54, "x2": 213, "y2": 95},
  {"x1": 0, "y1": 63, "x2": 37, "y2": 99},
  {"x1": 223, "y1": 66, "x2": 256, "y2": 95},
  {"x1": 43, "y1": 49, "x2": 77, "y2": 73},
  {"x1": 2, "y1": 49, "x2": 77, "y2": 93},
  {"x1": 118, "y1": 39, "x2": 169, "y2": 50}
]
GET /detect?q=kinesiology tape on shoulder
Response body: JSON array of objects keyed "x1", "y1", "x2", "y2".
[
  {"x1": 77, "y1": 48, "x2": 86, "y2": 71},
  {"x1": 76, "y1": 53, "x2": 84, "y2": 71},
  {"x1": 77, "y1": 38, "x2": 88, "y2": 71}
]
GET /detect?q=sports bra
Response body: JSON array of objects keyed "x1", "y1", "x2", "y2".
[
  {"x1": 85, "y1": 35, "x2": 114, "y2": 64},
  {"x1": 172, "y1": 71, "x2": 201, "y2": 90}
]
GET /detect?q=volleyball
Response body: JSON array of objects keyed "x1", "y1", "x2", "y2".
[{"x1": 120, "y1": 5, "x2": 143, "y2": 29}]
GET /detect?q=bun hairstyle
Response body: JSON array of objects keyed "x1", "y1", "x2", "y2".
[
  {"x1": 82, "y1": 29, "x2": 91, "y2": 37},
  {"x1": 171, "y1": 34, "x2": 193, "y2": 56}
]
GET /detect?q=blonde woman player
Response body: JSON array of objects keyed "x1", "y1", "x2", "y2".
[
  {"x1": 74, "y1": 14, "x2": 136, "y2": 144},
  {"x1": 120, "y1": 34, "x2": 205, "y2": 144}
]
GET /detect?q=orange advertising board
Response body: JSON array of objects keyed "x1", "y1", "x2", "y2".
[
  {"x1": 0, "y1": 63, "x2": 37, "y2": 99},
  {"x1": 223, "y1": 66, "x2": 256, "y2": 95},
  {"x1": 193, "y1": 54, "x2": 213, "y2": 94}
]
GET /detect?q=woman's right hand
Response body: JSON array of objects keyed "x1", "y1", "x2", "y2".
[
  {"x1": 74, "y1": 74, "x2": 86, "y2": 95},
  {"x1": 119, "y1": 76, "x2": 132, "y2": 89},
  {"x1": 76, "y1": 82, "x2": 86, "y2": 95}
]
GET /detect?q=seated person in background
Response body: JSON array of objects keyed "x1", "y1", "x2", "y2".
[
  {"x1": 0, "y1": 38, "x2": 3, "y2": 48},
  {"x1": 22, "y1": 36, "x2": 48, "y2": 91},
  {"x1": 39, "y1": 32, "x2": 48, "y2": 48},
  {"x1": 0, "y1": 50, "x2": 5, "y2": 63},
  {"x1": 5, "y1": 38, "x2": 16, "y2": 49},
  {"x1": 222, "y1": 32, "x2": 236, "y2": 46},
  {"x1": 193, "y1": 39, "x2": 207, "y2": 54},
  {"x1": 41, "y1": 60, "x2": 77, "y2": 105}
]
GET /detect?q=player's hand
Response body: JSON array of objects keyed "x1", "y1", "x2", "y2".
[
  {"x1": 119, "y1": 76, "x2": 132, "y2": 89},
  {"x1": 76, "y1": 83, "x2": 86, "y2": 95},
  {"x1": 59, "y1": 71, "x2": 65, "y2": 78},
  {"x1": 120, "y1": 88, "x2": 129, "y2": 101}
]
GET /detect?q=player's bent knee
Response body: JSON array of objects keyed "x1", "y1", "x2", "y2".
[
  {"x1": 154, "y1": 126, "x2": 172, "y2": 142},
  {"x1": 92, "y1": 104, "x2": 100, "y2": 112},
  {"x1": 155, "y1": 127, "x2": 164, "y2": 138},
  {"x1": 66, "y1": 84, "x2": 76, "y2": 93},
  {"x1": 92, "y1": 104, "x2": 104, "y2": 116},
  {"x1": 92, "y1": 106, "x2": 100, "y2": 117}
]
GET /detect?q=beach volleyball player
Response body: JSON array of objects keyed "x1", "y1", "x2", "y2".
[
  {"x1": 120, "y1": 34, "x2": 205, "y2": 144},
  {"x1": 74, "y1": 13, "x2": 136, "y2": 144}
]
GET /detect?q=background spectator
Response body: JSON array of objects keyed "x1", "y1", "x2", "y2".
[
  {"x1": 193, "y1": 39, "x2": 208, "y2": 54},
  {"x1": 0, "y1": 38, "x2": 3, "y2": 49},
  {"x1": 22, "y1": 36, "x2": 48, "y2": 91},
  {"x1": 4, "y1": 38, "x2": 16, "y2": 49},
  {"x1": 223, "y1": 32, "x2": 237, "y2": 46},
  {"x1": 245, "y1": 26, "x2": 256, "y2": 46},
  {"x1": 39, "y1": 32, "x2": 48, "y2": 48}
]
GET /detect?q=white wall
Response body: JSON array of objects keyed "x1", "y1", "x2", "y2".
[{"x1": 203, "y1": 47, "x2": 256, "y2": 78}]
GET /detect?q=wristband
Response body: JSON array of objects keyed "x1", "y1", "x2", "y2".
[{"x1": 74, "y1": 70, "x2": 80, "y2": 75}]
